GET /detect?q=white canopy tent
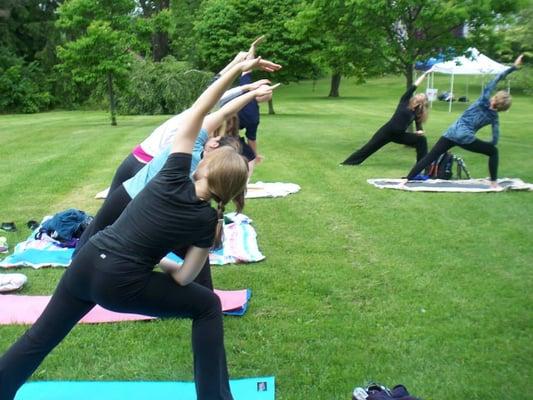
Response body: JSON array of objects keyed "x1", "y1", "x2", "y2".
[{"x1": 424, "y1": 48, "x2": 510, "y2": 112}]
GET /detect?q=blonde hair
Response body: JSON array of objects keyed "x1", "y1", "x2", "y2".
[
  {"x1": 492, "y1": 90, "x2": 512, "y2": 112},
  {"x1": 408, "y1": 93, "x2": 429, "y2": 124},
  {"x1": 206, "y1": 146, "x2": 249, "y2": 249},
  {"x1": 212, "y1": 114, "x2": 240, "y2": 138}
]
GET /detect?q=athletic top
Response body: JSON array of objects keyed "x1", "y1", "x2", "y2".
[
  {"x1": 123, "y1": 129, "x2": 208, "y2": 198},
  {"x1": 443, "y1": 66, "x2": 516, "y2": 145},
  {"x1": 238, "y1": 73, "x2": 260, "y2": 141},
  {"x1": 91, "y1": 153, "x2": 217, "y2": 267},
  {"x1": 385, "y1": 85, "x2": 422, "y2": 133},
  {"x1": 137, "y1": 113, "x2": 186, "y2": 158}
]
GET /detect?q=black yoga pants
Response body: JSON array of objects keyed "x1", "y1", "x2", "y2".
[
  {"x1": 108, "y1": 153, "x2": 145, "y2": 194},
  {"x1": 406, "y1": 136, "x2": 498, "y2": 181},
  {"x1": 74, "y1": 185, "x2": 213, "y2": 290},
  {"x1": 0, "y1": 242, "x2": 232, "y2": 400},
  {"x1": 341, "y1": 126, "x2": 428, "y2": 165}
]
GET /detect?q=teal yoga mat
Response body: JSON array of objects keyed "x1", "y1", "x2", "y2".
[{"x1": 15, "y1": 376, "x2": 275, "y2": 400}]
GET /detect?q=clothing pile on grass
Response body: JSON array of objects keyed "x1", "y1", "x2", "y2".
[
  {"x1": 353, "y1": 383, "x2": 422, "y2": 400},
  {"x1": 0, "y1": 209, "x2": 92, "y2": 269}
]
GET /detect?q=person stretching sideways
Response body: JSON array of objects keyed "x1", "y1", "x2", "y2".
[
  {"x1": 405, "y1": 54, "x2": 524, "y2": 187},
  {"x1": 0, "y1": 56, "x2": 281, "y2": 400},
  {"x1": 341, "y1": 71, "x2": 430, "y2": 166}
]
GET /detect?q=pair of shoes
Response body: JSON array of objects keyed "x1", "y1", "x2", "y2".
[
  {"x1": 0, "y1": 236, "x2": 8, "y2": 253},
  {"x1": 27, "y1": 220, "x2": 39, "y2": 230},
  {"x1": 0, "y1": 222, "x2": 17, "y2": 232}
]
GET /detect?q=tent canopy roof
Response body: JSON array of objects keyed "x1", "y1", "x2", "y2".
[{"x1": 429, "y1": 48, "x2": 508, "y2": 75}]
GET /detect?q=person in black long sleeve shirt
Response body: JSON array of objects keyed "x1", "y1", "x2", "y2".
[{"x1": 341, "y1": 71, "x2": 430, "y2": 166}]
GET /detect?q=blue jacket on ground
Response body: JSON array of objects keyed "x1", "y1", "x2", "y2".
[{"x1": 443, "y1": 66, "x2": 517, "y2": 146}]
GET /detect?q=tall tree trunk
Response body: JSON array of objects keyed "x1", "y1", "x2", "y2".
[
  {"x1": 329, "y1": 72, "x2": 341, "y2": 97},
  {"x1": 107, "y1": 72, "x2": 117, "y2": 126},
  {"x1": 151, "y1": 0, "x2": 170, "y2": 62},
  {"x1": 404, "y1": 62, "x2": 414, "y2": 89},
  {"x1": 152, "y1": 31, "x2": 169, "y2": 62},
  {"x1": 268, "y1": 99, "x2": 275, "y2": 115}
]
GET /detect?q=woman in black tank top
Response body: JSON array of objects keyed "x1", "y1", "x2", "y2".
[{"x1": 341, "y1": 71, "x2": 430, "y2": 166}]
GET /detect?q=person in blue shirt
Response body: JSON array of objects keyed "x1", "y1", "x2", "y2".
[{"x1": 406, "y1": 54, "x2": 524, "y2": 186}]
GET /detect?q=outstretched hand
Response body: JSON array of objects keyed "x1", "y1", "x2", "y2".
[
  {"x1": 240, "y1": 57, "x2": 282, "y2": 73},
  {"x1": 247, "y1": 35, "x2": 266, "y2": 60},
  {"x1": 247, "y1": 79, "x2": 272, "y2": 91},
  {"x1": 254, "y1": 83, "x2": 281, "y2": 98},
  {"x1": 514, "y1": 54, "x2": 524, "y2": 67}
]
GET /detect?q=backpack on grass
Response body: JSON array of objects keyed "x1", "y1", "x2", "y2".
[{"x1": 428, "y1": 152, "x2": 471, "y2": 180}]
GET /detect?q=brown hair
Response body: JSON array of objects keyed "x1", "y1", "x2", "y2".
[
  {"x1": 218, "y1": 136, "x2": 242, "y2": 154},
  {"x1": 206, "y1": 146, "x2": 249, "y2": 249},
  {"x1": 492, "y1": 90, "x2": 512, "y2": 112},
  {"x1": 408, "y1": 93, "x2": 429, "y2": 124}
]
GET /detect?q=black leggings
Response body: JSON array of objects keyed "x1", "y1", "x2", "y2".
[
  {"x1": 341, "y1": 125, "x2": 428, "y2": 165},
  {"x1": 406, "y1": 136, "x2": 499, "y2": 181},
  {"x1": 74, "y1": 185, "x2": 213, "y2": 290},
  {"x1": 108, "y1": 153, "x2": 146, "y2": 194},
  {"x1": 0, "y1": 243, "x2": 232, "y2": 400}
]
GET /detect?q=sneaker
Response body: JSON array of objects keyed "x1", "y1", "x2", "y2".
[
  {"x1": 0, "y1": 222, "x2": 17, "y2": 232},
  {"x1": 26, "y1": 220, "x2": 39, "y2": 230},
  {"x1": 410, "y1": 174, "x2": 429, "y2": 181},
  {"x1": 352, "y1": 387, "x2": 368, "y2": 400}
]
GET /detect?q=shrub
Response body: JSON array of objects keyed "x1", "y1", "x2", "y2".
[{"x1": 118, "y1": 56, "x2": 213, "y2": 115}]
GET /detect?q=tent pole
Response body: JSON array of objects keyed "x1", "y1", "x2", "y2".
[{"x1": 449, "y1": 72, "x2": 454, "y2": 112}]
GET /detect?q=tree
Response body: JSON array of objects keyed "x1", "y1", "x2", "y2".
[
  {"x1": 137, "y1": 0, "x2": 172, "y2": 62},
  {"x1": 193, "y1": 0, "x2": 321, "y2": 112},
  {"x1": 359, "y1": 0, "x2": 520, "y2": 89},
  {"x1": 289, "y1": 0, "x2": 386, "y2": 97},
  {"x1": 56, "y1": 0, "x2": 136, "y2": 125}
]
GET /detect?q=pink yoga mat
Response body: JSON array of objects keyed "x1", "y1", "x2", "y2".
[{"x1": 0, "y1": 289, "x2": 248, "y2": 325}]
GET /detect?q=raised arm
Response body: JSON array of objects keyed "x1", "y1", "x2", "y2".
[
  {"x1": 171, "y1": 58, "x2": 281, "y2": 155},
  {"x1": 482, "y1": 54, "x2": 523, "y2": 101},
  {"x1": 216, "y1": 35, "x2": 266, "y2": 76},
  {"x1": 204, "y1": 84, "x2": 279, "y2": 134},
  {"x1": 218, "y1": 79, "x2": 271, "y2": 107},
  {"x1": 414, "y1": 70, "x2": 430, "y2": 87},
  {"x1": 399, "y1": 71, "x2": 429, "y2": 104}
]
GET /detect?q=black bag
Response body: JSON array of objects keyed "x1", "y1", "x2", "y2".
[{"x1": 428, "y1": 152, "x2": 471, "y2": 180}]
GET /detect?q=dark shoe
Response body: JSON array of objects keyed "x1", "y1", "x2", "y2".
[
  {"x1": 27, "y1": 220, "x2": 39, "y2": 230},
  {"x1": 0, "y1": 222, "x2": 17, "y2": 232}
]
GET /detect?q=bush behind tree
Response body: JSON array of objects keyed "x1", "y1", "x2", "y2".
[
  {"x1": 0, "y1": 57, "x2": 52, "y2": 113},
  {"x1": 117, "y1": 56, "x2": 213, "y2": 115}
]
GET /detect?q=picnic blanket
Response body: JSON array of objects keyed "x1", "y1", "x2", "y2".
[
  {"x1": 367, "y1": 178, "x2": 533, "y2": 193},
  {"x1": 0, "y1": 289, "x2": 251, "y2": 324},
  {"x1": 246, "y1": 182, "x2": 300, "y2": 199},
  {"x1": 15, "y1": 377, "x2": 276, "y2": 400},
  {"x1": 96, "y1": 182, "x2": 300, "y2": 200},
  {"x1": 1, "y1": 214, "x2": 264, "y2": 268}
]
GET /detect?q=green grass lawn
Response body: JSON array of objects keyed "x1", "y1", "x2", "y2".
[{"x1": 1, "y1": 75, "x2": 532, "y2": 399}]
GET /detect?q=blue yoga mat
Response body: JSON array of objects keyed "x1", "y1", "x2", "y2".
[{"x1": 15, "y1": 376, "x2": 275, "y2": 400}]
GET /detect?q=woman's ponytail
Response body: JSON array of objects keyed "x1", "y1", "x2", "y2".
[{"x1": 213, "y1": 201, "x2": 225, "y2": 250}]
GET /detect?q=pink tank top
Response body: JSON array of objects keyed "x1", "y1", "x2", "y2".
[{"x1": 132, "y1": 145, "x2": 153, "y2": 163}]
